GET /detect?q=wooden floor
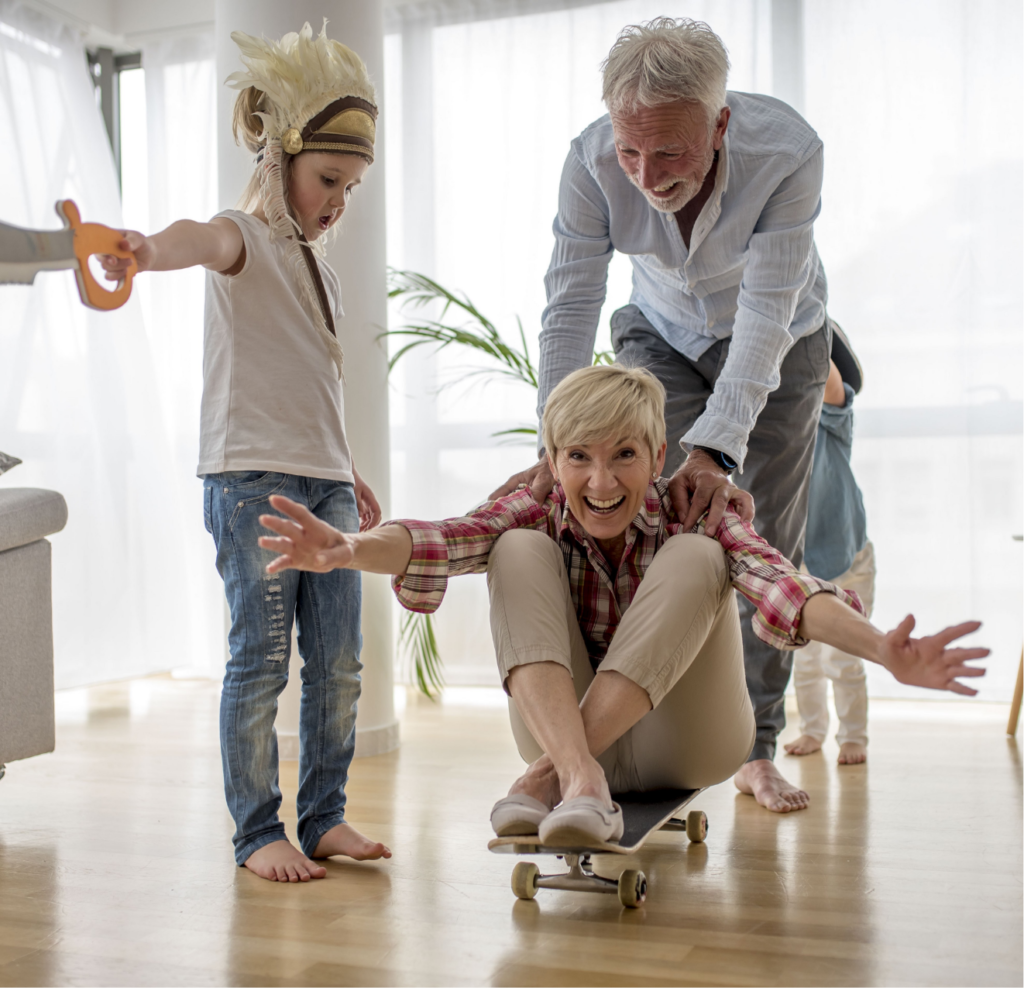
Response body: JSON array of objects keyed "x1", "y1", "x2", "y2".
[{"x1": 0, "y1": 679, "x2": 1020, "y2": 987}]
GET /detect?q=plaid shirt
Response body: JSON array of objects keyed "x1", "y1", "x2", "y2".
[{"x1": 387, "y1": 479, "x2": 863, "y2": 660}]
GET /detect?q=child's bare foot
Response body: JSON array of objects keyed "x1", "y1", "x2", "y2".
[
  {"x1": 734, "y1": 759, "x2": 810, "y2": 812},
  {"x1": 784, "y1": 734, "x2": 823, "y2": 756},
  {"x1": 313, "y1": 822, "x2": 392, "y2": 861},
  {"x1": 838, "y1": 741, "x2": 867, "y2": 765},
  {"x1": 244, "y1": 839, "x2": 327, "y2": 882}
]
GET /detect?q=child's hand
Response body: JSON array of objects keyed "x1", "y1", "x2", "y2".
[
  {"x1": 99, "y1": 230, "x2": 151, "y2": 279},
  {"x1": 353, "y1": 469, "x2": 381, "y2": 531},
  {"x1": 259, "y1": 495, "x2": 354, "y2": 573},
  {"x1": 878, "y1": 615, "x2": 988, "y2": 695}
]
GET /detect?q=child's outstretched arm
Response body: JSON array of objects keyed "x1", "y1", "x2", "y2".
[
  {"x1": 99, "y1": 217, "x2": 245, "y2": 279},
  {"x1": 798, "y1": 592, "x2": 988, "y2": 695},
  {"x1": 259, "y1": 494, "x2": 412, "y2": 575}
]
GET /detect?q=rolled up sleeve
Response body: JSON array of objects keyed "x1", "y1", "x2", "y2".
[
  {"x1": 387, "y1": 520, "x2": 450, "y2": 614},
  {"x1": 711, "y1": 510, "x2": 865, "y2": 649},
  {"x1": 682, "y1": 146, "x2": 824, "y2": 468},
  {"x1": 386, "y1": 489, "x2": 551, "y2": 613}
]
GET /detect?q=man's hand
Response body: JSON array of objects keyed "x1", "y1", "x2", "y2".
[
  {"x1": 668, "y1": 449, "x2": 754, "y2": 536},
  {"x1": 487, "y1": 455, "x2": 555, "y2": 505},
  {"x1": 879, "y1": 615, "x2": 988, "y2": 695},
  {"x1": 259, "y1": 495, "x2": 354, "y2": 574},
  {"x1": 353, "y1": 468, "x2": 381, "y2": 531}
]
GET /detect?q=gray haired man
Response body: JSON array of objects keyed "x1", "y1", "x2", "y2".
[{"x1": 493, "y1": 18, "x2": 831, "y2": 812}]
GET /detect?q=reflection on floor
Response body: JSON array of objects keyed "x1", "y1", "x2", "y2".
[{"x1": 0, "y1": 678, "x2": 1021, "y2": 987}]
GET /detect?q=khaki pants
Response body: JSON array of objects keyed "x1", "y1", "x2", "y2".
[
  {"x1": 793, "y1": 541, "x2": 875, "y2": 747},
  {"x1": 487, "y1": 530, "x2": 756, "y2": 793}
]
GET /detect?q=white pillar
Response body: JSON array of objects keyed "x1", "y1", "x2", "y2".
[{"x1": 215, "y1": 0, "x2": 398, "y2": 759}]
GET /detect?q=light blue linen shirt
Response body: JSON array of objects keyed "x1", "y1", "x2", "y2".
[{"x1": 538, "y1": 91, "x2": 828, "y2": 468}]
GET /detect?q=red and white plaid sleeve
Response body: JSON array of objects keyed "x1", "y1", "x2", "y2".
[
  {"x1": 709, "y1": 511, "x2": 865, "y2": 649},
  {"x1": 384, "y1": 488, "x2": 550, "y2": 614}
]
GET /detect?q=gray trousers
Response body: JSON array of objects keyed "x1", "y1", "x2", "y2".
[{"x1": 610, "y1": 304, "x2": 831, "y2": 761}]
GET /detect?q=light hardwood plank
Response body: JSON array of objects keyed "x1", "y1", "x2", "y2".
[{"x1": 0, "y1": 678, "x2": 1020, "y2": 987}]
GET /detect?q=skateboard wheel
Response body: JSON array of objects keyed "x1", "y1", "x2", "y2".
[
  {"x1": 511, "y1": 861, "x2": 539, "y2": 900},
  {"x1": 686, "y1": 810, "x2": 708, "y2": 842},
  {"x1": 618, "y1": 869, "x2": 647, "y2": 908}
]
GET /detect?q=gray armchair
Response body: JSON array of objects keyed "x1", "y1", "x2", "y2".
[{"x1": 0, "y1": 487, "x2": 67, "y2": 777}]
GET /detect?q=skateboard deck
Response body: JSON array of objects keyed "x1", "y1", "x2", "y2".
[
  {"x1": 488, "y1": 787, "x2": 704, "y2": 855},
  {"x1": 489, "y1": 788, "x2": 707, "y2": 907}
]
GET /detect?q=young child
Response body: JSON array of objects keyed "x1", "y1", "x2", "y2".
[
  {"x1": 102, "y1": 23, "x2": 391, "y2": 881},
  {"x1": 785, "y1": 324, "x2": 876, "y2": 766}
]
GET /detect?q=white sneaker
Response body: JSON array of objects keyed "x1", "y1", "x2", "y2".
[
  {"x1": 538, "y1": 796, "x2": 624, "y2": 846},
  {"x1": 490, "y1": 794, "x2": 551, "y2": 836}
]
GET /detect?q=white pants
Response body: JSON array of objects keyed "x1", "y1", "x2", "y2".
[{"x1": 793, "y1": 541, "x2": 876, "y2": 747}]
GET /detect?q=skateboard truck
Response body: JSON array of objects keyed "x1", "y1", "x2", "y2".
[{"x1": 513, "y1": 853, "x2": 646, "y2": 906}]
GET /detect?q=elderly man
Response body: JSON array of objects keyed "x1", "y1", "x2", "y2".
[{"x1": 494, "y1": 18, "x2": 831, "y2": 812}]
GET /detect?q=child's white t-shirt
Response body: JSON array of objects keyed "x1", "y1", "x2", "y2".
[{"x1": 197, "y1": 210, "x2": 354, "y2": 484}]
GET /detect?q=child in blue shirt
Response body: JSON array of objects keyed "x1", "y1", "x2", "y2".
[{"x1": 785, "y1": 326, "x2": 875, "y2": 765}]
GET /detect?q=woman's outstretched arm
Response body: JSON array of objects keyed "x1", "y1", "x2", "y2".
[
  {"x1": 259, "y1": 495, "x2": 412, "y2": 575},
  {"x1": 798, "y1": 592, "x2": 988, "y2": 696}
]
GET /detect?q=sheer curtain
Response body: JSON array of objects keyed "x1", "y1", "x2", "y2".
[
  {"x1": 385, "y1": 0, "x2": 1022, "y2": 697},
  {"x1": 0, "y1": 1, "x2": 197, "y2": 687},
  {"x1": 385, "y1": 1, "x2": 771, "y2": 685},
  {"x1": 805, "y1": 0, "x2": 1023, "y2": 700},
  {"x1": 120, "y1": 32, "x2": 224, "y2": 678}
]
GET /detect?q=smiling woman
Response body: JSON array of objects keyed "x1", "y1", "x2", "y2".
[{"x1": 259, "y1": 363, "x2": 989, "y2": 836}]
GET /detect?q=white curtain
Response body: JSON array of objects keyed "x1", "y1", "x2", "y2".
[
  {"x1": 805, "y1": 0, "x2": 1022, "y2": 700},
  {"x1": 0, "y1": 1, "x2": 198, "y2": 687},
  {"x1": 384, "y1": 0, "x2": 1022, "y2": 698},
  {"x1": 120, "y1": 32, "x2": 224, "y2": 678},
  {"x1": 385, "y1": 1, "x2": 770, "y2": 686}
]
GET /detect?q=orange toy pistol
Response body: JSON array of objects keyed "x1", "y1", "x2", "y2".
[{"x1": 0, "y1": 199, "x2": 137, "y2": 310}]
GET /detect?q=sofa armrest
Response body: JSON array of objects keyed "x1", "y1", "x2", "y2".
[{"x1": 0, "y1": 488, "x2": 68, "y2": 553}]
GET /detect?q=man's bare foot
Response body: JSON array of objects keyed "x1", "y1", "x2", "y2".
[
  {"x1": 838, "y1": 741, "x2": 867, "y2": 765},
  {"x1": 783, "y1": 734, "x2": 823, "y2": 756},
  {"x1": 313, "y1": 822, "x2": 391, "y2": 861},
  {"x1": 244, "y1": 839, "x2": 327, "y2": 882},
  {"x1": 734, "y1": 759, "x2": 810, "y2": 813},
  {"x1": 508, "y1": 754, "x2": 562, "y2": 808}
]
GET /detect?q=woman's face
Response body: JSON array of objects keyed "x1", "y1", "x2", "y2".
[
  {"x1": 550, "y1": 435, "x2": 667, "y2": 542},
  {"x1": 287, "y1": 151, "x2": 369, "y2": 241}
]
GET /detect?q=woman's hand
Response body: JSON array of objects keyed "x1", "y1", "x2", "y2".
[
  {"x1": 878, "y1": 615, "x2": 988, "y2": 695},
  {"x1": 100, "y1": 231, "x2": 150, "y2": 280},
  {"x1": 353, "y1": 468, "x2": 382, "y2": 531},
  {"x1": 259, "y1": 495, "x2": 354, "y2": 573}
]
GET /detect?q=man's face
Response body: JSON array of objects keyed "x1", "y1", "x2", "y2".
[{"x1": 611, "y1": 100, "x2": 728, "y2": 213}]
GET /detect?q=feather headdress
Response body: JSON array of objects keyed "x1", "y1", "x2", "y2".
[{"x1": 226, "y1": 22, "x2": 379, "y2": 378}]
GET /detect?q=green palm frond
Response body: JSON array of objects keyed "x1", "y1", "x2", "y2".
[
  {"x1": 398, "y1": 611, "x2": 445, "y2": 701},
  {"x1": 384, "y1": 268, "x2": 617, "y2": 698},
  {"x1": 383, "y1": 269, "x2": 538, "y2": 390}
]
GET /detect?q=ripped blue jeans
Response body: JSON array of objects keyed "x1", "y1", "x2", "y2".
[{"x1": 204, "y1": 471, "x2": 362, "y2": 865}]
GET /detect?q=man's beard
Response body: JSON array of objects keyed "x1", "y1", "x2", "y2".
[{"x1": 629, "y1": 142, "x2": 716, "y2": 213}]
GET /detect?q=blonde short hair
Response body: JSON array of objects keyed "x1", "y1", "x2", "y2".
[{"x1": 542, "y1": 364, "x2": 666, "y2": 463}]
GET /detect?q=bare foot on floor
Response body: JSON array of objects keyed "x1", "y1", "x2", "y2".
[
  {"x1": 838, "y1": 742, "x2": 867, "y2": 765},
  {"x1": 509, "y1": 754, "x2": 562, "y2": 808},
  {"x1": 784, "y1": 734, "x2": 823, "y2": 756},
  {"x1": 734, "y1": 759, "x2": 810, "y2": 813},
  {"x1": 313, "y1": 822, "x2": 391, "y2": 861},
  {"x1": 244, "y1": 839, "x2": 327, "y2": 882}
]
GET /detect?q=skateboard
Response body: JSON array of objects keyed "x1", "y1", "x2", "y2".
[{"x1": 488, "y1": 787, "x2": 707, "y2": 908}]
